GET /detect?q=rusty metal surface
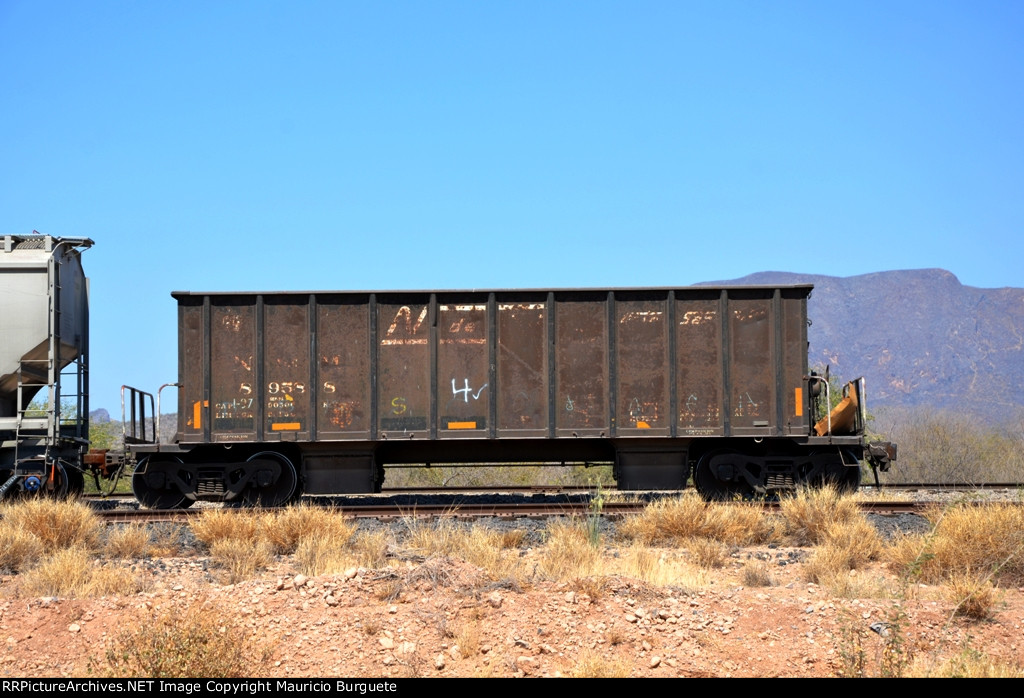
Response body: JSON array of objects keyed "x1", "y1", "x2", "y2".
[
  {"x1": 317, "y1": 299, "x2": 371, "y2": 439},
  {"x1": 496, "y1": 297, "x2": 547, "y2": 435},
  {"x1": 437, "y1": 298, "x2": 489, "y2": 437},
  {"x1": 676, "y1": 293, "x2": 723, "y2": 435},
  {"x1": 616, "y1": 295, "x2": 669, "y2": 435},
  {"x1": 173, "y1": 287, "x2": 812, "y2": 446},
  {"x1": 554, "y1": 293, "x2": 609, "y2": 435},
  {"x1": 210, "y1": 300, "x2": 256, "y2": 439},
  {"x1": 377, "y1": 299, "x2": 430, "y2": 437}
]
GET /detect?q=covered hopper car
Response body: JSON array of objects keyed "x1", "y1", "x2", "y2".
[
  {"x1": 0, "y1": 236, "x2": 895, "y2": 508},
  {"x1": 1, "y1": 235, "x2": 91, "y2": 499}
]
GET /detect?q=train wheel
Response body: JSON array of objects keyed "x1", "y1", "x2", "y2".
[
  {"x1": 693, "y1": 450, "x2": 752, "y2": 501},
  {"x1": 242, "y1": 451, "x2": 299, "y2": 507},
  {"x1": 44, "y1": 462, "x2": 70, "y2": 498},
  {"x1": 809, "y1": 450, "x2": 861, "y2": 493},
  {"x1": 132, "y1": 456, "x2": 189, "y2": 509},
  {"x1": 64, "y1": 466, "x2": 86, "y2": 498}
]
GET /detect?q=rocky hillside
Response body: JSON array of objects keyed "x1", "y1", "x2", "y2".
[{"x1": 704, "y1": 269, "x2": 1024, "y2": 422}]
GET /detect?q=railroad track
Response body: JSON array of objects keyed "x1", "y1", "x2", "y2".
[{"x1": 93, "y1": 497, "x2": 986, "y2": 524}]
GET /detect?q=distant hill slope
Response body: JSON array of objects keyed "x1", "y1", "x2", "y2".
[{"x1": 701, "y1": 269, "x2": 1024, "y2": 421}]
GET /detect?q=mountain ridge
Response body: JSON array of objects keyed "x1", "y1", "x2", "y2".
[{"x1": 701, "y1": 269, "x2": 1024, "y2": 421}]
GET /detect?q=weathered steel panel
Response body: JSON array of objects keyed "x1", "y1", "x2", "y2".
[
  {"x1": 676, "y1": 293, "x2": 724, "y2": 435},
  {"x1": 554, "y1": 294, "x2": 609, "y2": 434},
  {"x1": 782, "y1": 290, "x2": 808, "y2": 434},
  {"x1": 209, "y1": 300, "x2": 257, "y2": 439},
  {"x1": 263, "y1": 300, "x2": 311, "y2": 438},
  {"x1": 728, "y1": 294, "x2": 774, "y2": 432},
  {"x1": 437, "y1": 299, "x2": 489, "y2": 436},
  {"x1": 615, "y1": 294, "x2": 669, "y2": 435},
  {"x1": 496, "y1": 298, "x2": 548, "y2": 435},
  {"x1": 178, "y1": 302, "x2": 205, "y2": 441},
  {"x1": 316, "y1": 299, "x2": 371, "y2": 439},
  {"x1": 377, "y1": 299, "x2": 430, "y2": 436}
]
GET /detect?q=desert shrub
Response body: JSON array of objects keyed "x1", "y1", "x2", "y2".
[
  {"x1": 945, "y1": 572, "x2": 998, "y2": 620},
  {"x1": 570, "y1": 650, "x2": 631, "y2": 678},
  {"x1": 208, "y1": 538, "x2": 274, "y2": 584},
  {"x1": 895, "y1": 504, "x2": 1024, "y2": 585},
  {"x1": 0, "y1": 526, "x2": 44, "y2": 572},
  {"x1": 779, "y1": 485, "x2": 861, "y2": 546},
  {"x1": 1, "y1": 498, "x2": 102, "y2": 552},
  {"x1": 685, "y1": 538, "x2": 727, "y2": 569},
  {"x1": 260, "y1": 505, "x2": 352, "y2": 555},
  {"x1": 909, "y1": 646, "x2": 1024, "y2": 678},
  {"x1": 880, "y1": 409, "x2": 1024, "y2": 484},
  {"x1": 190, "y1": 509, "x2": 261, "y2": 548},
  {"x1": 104, "y1": 524, "x2": 152, "y2": 559},
  {"x1": 536, "y1": 520, "x2": 599, "y2": 581},
  {"x1": 94, "y1": 599, "x2": 270, "y2": 677},
  {"x1": 618, "y1": 493, "x2": 779, "y2": 546},
  {"x1": 19, "y1": 547, "x2": 143, "y2": 598},
  {"x1": 741, "y1": 560, "x2": 777, "y2": 587}
]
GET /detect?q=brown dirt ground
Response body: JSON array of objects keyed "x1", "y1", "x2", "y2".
[{"x1": 1, "y1": 542, "x2": 1022, "y2": 678}]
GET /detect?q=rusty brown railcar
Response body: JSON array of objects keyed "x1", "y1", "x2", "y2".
[{"x1": 128, "y1": 286, "x2": 894, "y2": 508}]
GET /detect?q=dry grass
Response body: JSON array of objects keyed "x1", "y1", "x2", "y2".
[
  {"x1": 148, "y1": 525, "x2": 187, "y2": 557},
  {"x1": 293, "y1": 525, "x2": 364, "y2": 576},
  {"x1": 192, "y1": 505, "x2": 359, "y2": 581},
  {"x1": 536, "y1": 520, "x2": 599, "y2": 582},
  {"x1": 884, "y1": 504, "x2": 1024, "y2": 590},
  {"x1": 451, "y1": 527, "x2": 527, "y2": 584},
  {"x1": 569, "y1": 649, "x2": 631, "y2": 677},
  {"x1": 740, "y1": 560, "x2": 777, "y2": 587},
  {"x1": 18, "y1": 547, "x2": 144, "y2": 598},
  {"x1": 909, "y1": 647, "x2": 1024, "y2": 678},
  {"x1": 945, "y1": 572, "x2": 999, "y2": 621},
  {"x1": 93, "y1": 598, "x2": 271, "y2": 678},
  {"x1": 191, "y1": 509, "x2": 261, "y2": 548},
  {"x1": 402, "y1": 516, "x2": 465, "y2": 556},
  {"x1": 104, "y1": 524, "x2": 152, "y2": 559},
  {"x1": 780, "y1": 485, "x2": 861, "y2": 546},
  {"x1": 618, "y1": 493, "x2": 781, "y2": 546},
  {"x1": 454, "y1": 618, "x2": 481, "y2": 658},
  {"x1": 0, "y1": 525, "x2": 44, "y2": 572},
  {"x1": 803, "y1": 516, "x2": 882, "y2": 591},
  {"x1": 1, "y1": 498, "x2": 102, "y2": 552},
  {"x1": 622, "y1": 547, "x2": 660, "y2": 583},
  {"x1": 208, "y1": 538, "x2": 274, "y2": 584},
  {"x1": 348, "y1": 530, "x2": 391, "y2": 569},
  {"x1": 260, "y1": 505, "x2": 352, "y2": 554},
  {"x1": 610, "y1": 544, "x2": 711, "y2": 590},
  {"x1": 685, "y1": 538, "x2": 728, "y2": 568},
  {"x1": 395, "y1": 517, "x2": 527, "y2": 584}
]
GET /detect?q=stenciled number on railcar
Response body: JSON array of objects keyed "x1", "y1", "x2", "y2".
[
  {"x1": 267, "y1": 381, "x2": 305, "y2": 395},
  {"x1": 451, "y1": 378, "x2": 487, "y2": 402}
]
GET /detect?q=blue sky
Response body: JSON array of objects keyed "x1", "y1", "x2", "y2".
[{"x1": 3, "y1": 1, "x2": 1022, "y2": 411}]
